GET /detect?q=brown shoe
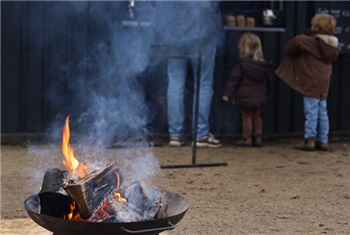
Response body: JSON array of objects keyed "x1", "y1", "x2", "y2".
[
  {"x1": 296, "y1": 138, "x2": 315, "y2": 151},
  {"x1": 254, "y1": 135, "x2": 263, "y2": 147},
  {"x1": 315, "y1": 142, "x2": 329, "y2": 151},
  {"x1": 236, "y1": 137, "x2": 253, "y2": 147}
]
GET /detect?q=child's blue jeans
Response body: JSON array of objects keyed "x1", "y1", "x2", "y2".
[{"x1": 304, "y1": 96, "x2": 329, "y2": 143}]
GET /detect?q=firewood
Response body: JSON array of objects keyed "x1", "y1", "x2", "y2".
[
  {"x1": 40, "y1": 168, "x2": 69, "y2": 194},
  {"x1": 156, "y1": 190, "x2": 168, "y2": 219},
  {"x1": 64, "y1": 161, "x2": 121, "y2": 219},
  {"x1": 102, "y1": 196, "x2": 143, "y2": 223},
  {"x1": 124, "y1": 181, "x2": 168, "y2": 220},
  {"x1": 38, "y1": 168, "x2": 74, "y2": 218}
]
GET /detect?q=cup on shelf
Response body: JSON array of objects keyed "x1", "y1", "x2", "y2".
[
  {"x1": 246, "y1": 17, "x2": 255, "y2": 27},
  {"x1": 236, "y1": 15, "x2": 245, "y2": 27},
  {"x1": 225, "y1": 15, "x2": 236, "y2": 26}
]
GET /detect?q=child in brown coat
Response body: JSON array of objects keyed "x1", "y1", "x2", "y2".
[
  {"x1": 276, "y1": 13, "x2": 340, "y2": 151},
  {"x1": 223, "y1": 33, "x2": 271, "y2": 147}
]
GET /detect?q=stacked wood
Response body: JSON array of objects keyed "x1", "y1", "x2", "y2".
[{"x1": 38, "y1": 162, "x2": 169, "y2": 222}]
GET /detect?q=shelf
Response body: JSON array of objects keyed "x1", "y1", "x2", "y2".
[{"x1": 224, "y1": 26, "x2": 286, "y2": 33}]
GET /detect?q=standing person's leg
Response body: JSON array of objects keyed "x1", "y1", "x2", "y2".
[
  {"x1": 191, "y1": 43, "x2": 214, "y2": 138},
  {"x1": 237, "y1": 108, "x2": 253, "y2": 147},
  {"x1": 296, "y1": 96, "x2": 318, "y2": 151},
  {"x1": 191, "y1": 43, "x2": 221, "y2": 147},
  {"x1": 253, "y1": 107, "x2": 263, "y2": 147},
  {"x1": 167, "y1": 57, "x2": 187, "y2": 146},
  {"x1": 316, "y1": 99, "x2": 329, "y2": 151}
]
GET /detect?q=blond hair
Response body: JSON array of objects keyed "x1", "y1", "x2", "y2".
[
  {"x1": 238, "y1": 33, "x2": 264, "y2": 61},
  {"x1": 311, "y1": 13, "x2": 336, "y2": 35}
]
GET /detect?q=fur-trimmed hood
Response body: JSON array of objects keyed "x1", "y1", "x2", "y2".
[
  {"x1": 315, "y1": 34, "x2": 339, "y2": 61},
  {"x1": 316, "y1": 34, "x2": 338, "y2": 47}
]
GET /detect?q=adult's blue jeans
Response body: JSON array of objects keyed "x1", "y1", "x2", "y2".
[
  {"x1": 303, "y1": 96, "x2": 329, "y2": 143},
  {"x1": 167, "y1": 43, "x2": 216, "y2": 138}
]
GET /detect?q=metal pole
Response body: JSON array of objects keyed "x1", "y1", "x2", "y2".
[{"x1": 191, "y1": 54, "x2": 201, "y2": 165}]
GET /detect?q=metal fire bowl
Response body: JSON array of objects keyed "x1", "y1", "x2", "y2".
[{"x1": 24, "y1": 191, "x2": 189, "y2": 235}]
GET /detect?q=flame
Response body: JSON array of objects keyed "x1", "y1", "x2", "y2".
[
  {"x1": 64, "y1": 201, "x2": 83, "y2": 221},
  {"x1": 114, "y1": 172, "x2": 126, "y2": 202},
  {"x1": 115, "y1": 172, "x2": 121, "y2": 190},
  {"x1": 64, "y1": 201, "x2": 76, "y2": 220},
  {"x1": 114, "y1": 192, "x2": 127, "y2": 202},
  {"x1": 62, "y1": 116, "x2": 90, "y2": 178}
]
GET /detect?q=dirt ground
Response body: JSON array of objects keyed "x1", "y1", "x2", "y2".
[{"x1": 1, "y1": 137, "x2": 349, "y2": 235}]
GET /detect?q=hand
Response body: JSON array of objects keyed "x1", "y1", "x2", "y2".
[{"x1": 222, "y1": 96, "x2": 229, "y2": 102}]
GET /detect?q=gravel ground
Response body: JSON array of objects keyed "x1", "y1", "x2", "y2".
[{"x1": 1, "y1": 137, "x2": 349, "y2": 234}]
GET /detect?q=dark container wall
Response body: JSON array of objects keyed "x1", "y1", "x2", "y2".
[
  {"x1": 1, "y1": 1, "x2": 350, "y2": 139},
  {"x1": 2, "y1": 1, "x2": 23, "y2": 132}
]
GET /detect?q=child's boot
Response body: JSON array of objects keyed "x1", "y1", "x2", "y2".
[
  {"x1": 236, "y1": 136, "x2": 253, "y2": 147},
  {"x1": 296, "y1": 137, "x2": 315, "y2": 151},
  {"x1": 254, "y1": 135, "x2": 263, "y2": 147},
  {"x1": 315, "y1": 141, "x2": 329, "y2": 151}
]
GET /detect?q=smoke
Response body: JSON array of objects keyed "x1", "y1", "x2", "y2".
[
  {"x1": 23, "y1": 145, "x2": 63, "y2": 195},
  {"x1": 63, "y1": 1, "x2": 152, "y2": 146},
  {"x1": 22, "y1": 1, "x2": 223, "y2": 187},
  {"x1": 17, "y1": 1, "x2": 160, "y2": 187},
  {"x1": 41, "y1": 1, "x2": 223, "y2": 145}
]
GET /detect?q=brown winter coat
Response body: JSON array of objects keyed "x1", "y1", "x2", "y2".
[
  {"x1": 224, "y1": 57, "x2": 272, "y2": 108},
  {"x1": 275, "y1": 30, "x2": 339, "y2": 99}
]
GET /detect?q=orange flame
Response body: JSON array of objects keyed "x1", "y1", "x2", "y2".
[
  {"x1": 114, "y1": 172, "x2": 126, "y2": 202},
  {"x1": 62, "y1": 116, "x2": 90, "y2": 178},
  {"x1": 64, "y1": 201, "x2": 76, "y2": 220},
  {"x1": 114, "y1": 192, "x2": 127, "y2": 202},
  {"x1": 115, "y1": 172, "x2": 121, "y2": 190}
]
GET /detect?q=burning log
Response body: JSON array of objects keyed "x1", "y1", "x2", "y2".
[
  {"x1": 38, "y1": 168, "x2": 74, "y2": 218},
  {"x1": 40, "y1": 168, "x2": 68, "y2": 194},
  {"x1": 64, "y1": 161, "x2": 121, "y2": 219}
]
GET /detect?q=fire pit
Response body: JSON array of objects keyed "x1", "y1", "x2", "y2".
[
  {"x1": 24, "y1": 116, "x2": 189, "y2": 234},
  {"x1": 24, "y1": 190, "x2": 189, "y2": 235}
]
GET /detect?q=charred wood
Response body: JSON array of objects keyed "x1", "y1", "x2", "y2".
[
  {"x1": 124, "y1": 181, "x2": 168, "y2": 220},
  {"x1": 102, "y1": 197, "x2": 143, "y2": 223},
  {"x1": 40, "y1": 168, "x2": 68, "y2": 194},
  {"x1": 64, "y1": 161, "x2": 120, "y2": 219},
  {"x1": 38, "y1": 168, "x2": 73, "y2": 218}
]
